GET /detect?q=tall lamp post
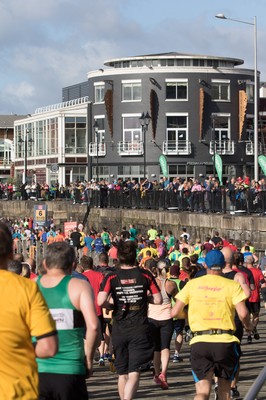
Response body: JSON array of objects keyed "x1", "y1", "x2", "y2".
[
  {"x1": 215, "y1": 13, "x2": 258, "y2": 181},
  {"x1": 212, "y1": 114, "x2": 217, "y2": 180},
  {"x1": 93, "y1": 120, "x2": 99, "y2": 182},
  {"x1": 139, "y1": 112, "x2": 151, "y2": 178},
  {"x1": 19, "y1": 129, "x2": 33, "y2": 184}
]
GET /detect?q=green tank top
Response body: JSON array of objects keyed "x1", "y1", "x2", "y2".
[
  {"x1": 169, "y1": 277, "x2": 182, "y2": 320},
  {"x1": 36, "y1": 275, "x2": 86, "y2": 375}
]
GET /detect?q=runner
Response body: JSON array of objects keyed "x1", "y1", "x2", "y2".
[
  {"x1": 148, "y1": 260, "x2": 177, "y2": 390},
  {"x1": 0, "y1": 222, "x2": 58, "y2": 400},
  {"x1": 171, "y1": 249, "x2": 253, "y2": 400},
  {"x1": 36, "y1": 241, "x2": 100, "y2": 400},
  {"x1": 98, "y1": 240, "x2": 162, "y2": 400}
]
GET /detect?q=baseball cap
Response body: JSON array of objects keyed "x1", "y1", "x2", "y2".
[{"x1": 205, "y1": 249, "x2": 225, "y2": 270}]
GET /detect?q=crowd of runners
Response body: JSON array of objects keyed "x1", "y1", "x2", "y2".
[{"x1": 1, "y1": 216, "x2": 266, "y2": 400}]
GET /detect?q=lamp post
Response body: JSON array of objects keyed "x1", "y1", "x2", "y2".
[
  {"x1": 93, "y1": 120, "x2": 99, "y2": 182},
  {"x1": 215, "y1": 13, "x2": 258, "y2": 181},
  {"x1": 19, "y1": 129, "x2": 33, "y2": 184},
  {"x1": 139, "y1": 112, "x2": 151, "y2": 178},
  {"x1": 212, "y1": 114, "x2": 216, "y2": 180}
]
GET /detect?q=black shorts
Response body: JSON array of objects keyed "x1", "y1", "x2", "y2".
[
  {"x1": 173, "y1": 319, "x2": 185, "y2": 335},
  {"x1": 148, "y1": 318, "x2": 174, "y2": 351},
  {"x1": 190, "y1": 342, "x2": 240, "y2": 382},
  {"x1": 98, "y1": 315, "x2": 105, "y2": 340},
  {"x1": 247, "y1": 302, "x2": 260, "y2": 315},
  {"x1": 112, "y1": 319, "x2": 154, "y2": 375},
  {"x1": 39, "y1": 373, "x2": 88, "y2": 400},
  {"x1": 103, "y1": 317, "x2": 113, "y2": 335}
]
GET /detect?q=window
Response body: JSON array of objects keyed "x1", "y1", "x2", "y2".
[
  {"x1": 246, "y1": 83, "x2": 254, "y2": 102},
  {"x1": 94, "y1": 117, "x2": 105, "y2": 143},
  {"x1": 166, "y1": 115, "x2": 188, "y2": 143},
  {"x1": 47, "y1": 118, "x2": 58, "y2": 154},
  {"x1": 166, "y1": 80, "x2": 188, "y2": 100},
  {"x1": 212, "y1": 80, "x2": 230, "y2": 101},
  {"x1": 122, "y1": 81, "x2": 141, "y2": 101},
  {"x1": 94, "y1": 82, "x2": 105, "y2": 103},
  {"x1": 65, "y1": 116, "x2": 87, "y2": 153},
  {"x1": 123, "y1": 115, "x2": 142, "y2": 142},
  {"x1": 212, "y1": 115, "x2": 230, "y2": 141}
]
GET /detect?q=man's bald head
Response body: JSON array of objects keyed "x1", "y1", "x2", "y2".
[{"x1": 221, "y1": 246, "x2": 234, "y2": 265}]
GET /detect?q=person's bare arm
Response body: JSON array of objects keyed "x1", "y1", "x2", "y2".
[
  {"x1": 234, "y1": 272, "x2": 251, "y2": 298},
  {"x1": 35, "y1": 334, "x2": 58, "y2": 358},
  {"x1": 171, "y1": 298, "x2": 186, "y2": 319},
  {"x1": 70, "y1": 280, "x2": 100, "y2": 378},
  {"x1": 235, "y1": 300, "x2": 254, "y2": 332},
  {"x1": 148, "y1": 291, "x2": 162, "y2": 304},
  {"x1": 98, "y1": 291, "x2": 114, "y2": 309}
]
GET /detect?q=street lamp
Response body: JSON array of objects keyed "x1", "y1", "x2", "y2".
[
  {"x1": 212, "y1": 114, "x2": 217, "y2": 180},
  {"x1": 18, "y1": 129, "x2": 33, "y2": 184},
  {"x1": 139, "y1": 112, "x2": 151, "y2": 178},
  {"x1": 93, "y1": 120, "x2": 99, "y2": 182},
  {"x1": 215, "y1": 13, "x2": 258, "y2": 181}
]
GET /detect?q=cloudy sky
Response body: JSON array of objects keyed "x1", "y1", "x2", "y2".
[{"x1": 0, "y1": 0, "x2": 265, "y2": 115}]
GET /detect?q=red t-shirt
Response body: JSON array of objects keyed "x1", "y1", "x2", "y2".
[
  {"x1": 83, "y1": 270, "x2": 104, "y2": 316},
  {"x1": 248, "y1": 267, "x2": 265, "y2": 303}
]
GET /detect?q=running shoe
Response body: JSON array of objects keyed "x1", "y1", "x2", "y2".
[
  {"x1": 158, "y1": 373, "x2": 169, "y2": 390},
  {"x1": 253, "y1": 328, "x2": 260, "y2": 340},
  {"x1": 230, "y1": 386, "x2": 240, "y2": 398},
  {"x1": 173, "y1": 354, "x2": 183, "y2": 362},
  {"x1": 153, "y1": 375, "x2": 161, "y2": 385},
  {"x1": 247, "y1": 335, "x2": 252, "y2": 344},
  {"x1": 99, "y1": 357, "x2": 105, "y2": 366}
]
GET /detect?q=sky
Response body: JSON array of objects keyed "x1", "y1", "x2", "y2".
[{"x1": 0, "y1": 0, "x2": 265, "y2": 115}]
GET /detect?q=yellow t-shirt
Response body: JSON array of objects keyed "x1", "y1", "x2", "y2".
[
  {"x1": 0, "y1": 270, "x2": 56, "y2": 399},
  {"x1": 176, "y1": 274, "x2": 247, "y2": 344}
]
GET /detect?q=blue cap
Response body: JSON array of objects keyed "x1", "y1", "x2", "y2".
[{"x1": 205, "y1": 249, "x2": 225, "y2": 269}]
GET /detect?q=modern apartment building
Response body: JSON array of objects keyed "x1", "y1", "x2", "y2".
[{"x1": 14, "y1": 52, "x2": 264, "y2": 185}]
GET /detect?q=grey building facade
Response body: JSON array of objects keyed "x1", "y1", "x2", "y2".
[{"x1": 63, "y1": 52, "x2": 261, "y2": 183}]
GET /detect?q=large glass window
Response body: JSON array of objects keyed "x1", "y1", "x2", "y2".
[
  {"x1": 65, "y1": 116, "x2": 86, "y2": 153},
  {"x1": 211, "y1": 80, "x2": 230, "y2": 101},
  {"x1": 94, "y1": 83, "x2": 105, "y2": 103},
  {"x1": 47, "y1": 118, "x2": 58, "y2": 154},
  {"x1": 122, "y1": 81, "x2": 141, "y2": 101},
  {"x1": 36, "y1": 121, "x2": 44, "y2": 156},
  {"x1": 166, "y1": 80, "x2": 188, "y2": 100}
]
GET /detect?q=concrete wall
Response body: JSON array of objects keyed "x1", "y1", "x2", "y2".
[{"x1": 0, "y1": 200, "x2": 265, "y2": 251}]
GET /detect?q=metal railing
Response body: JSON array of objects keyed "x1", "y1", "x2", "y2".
[
  {"x1": 88, "y1": 143, "x2": 106, "y2": 156},
  {"x1": 85, "y1": 187, "x2": 266, "y2": 215},
  {"x1": 117, "y1": 141, "x2": 144, "y2": 155},
  {"x1": 210, "y1": 140, "x2": 235, "y2": 155},
  {"x1": 163, "y1": 140, "x2": 192, "y2": 155}
]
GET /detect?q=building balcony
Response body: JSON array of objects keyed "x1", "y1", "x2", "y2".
[
  {"x1": 162, "y1": 140, "x2": 192, "y2": 155},
  {"x1": 65, "y1": 146, "x2": 87, "y2": 154},
  {"x1": 118, "y1": 141, "x2": 144, "y2": 156},
  {"x1": 245, "y1": 141, "x2": 264, "y2": 155},
  {"x1": 209, "y1": 140, "x2": 235, "y2": 155},
  {"x1": 88, "y1": 143, "x2": 106, "y2": 156}
]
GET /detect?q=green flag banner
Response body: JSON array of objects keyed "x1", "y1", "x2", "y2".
[
  {"x1": 212, "y1": 154, "x2": 223, "y2": 185},
  {"x1": 159, "y1": 155, "x2": 168, "y2": 176},
  {"x1": 258, "y1": 155, "x2": 266, "y2": 176}
]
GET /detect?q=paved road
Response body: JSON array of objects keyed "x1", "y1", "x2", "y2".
[{"x1": 87, "y1": 307, "x2": 266, "y2": 399}]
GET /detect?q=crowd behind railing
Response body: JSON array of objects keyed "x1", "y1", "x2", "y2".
[{"x1": 1, "y1": 174, "x2": 266, "y2": 214}]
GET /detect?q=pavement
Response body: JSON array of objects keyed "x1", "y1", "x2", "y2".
[{"x1": 87, "y1": 306, "x2": 266, "y2": 399}]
